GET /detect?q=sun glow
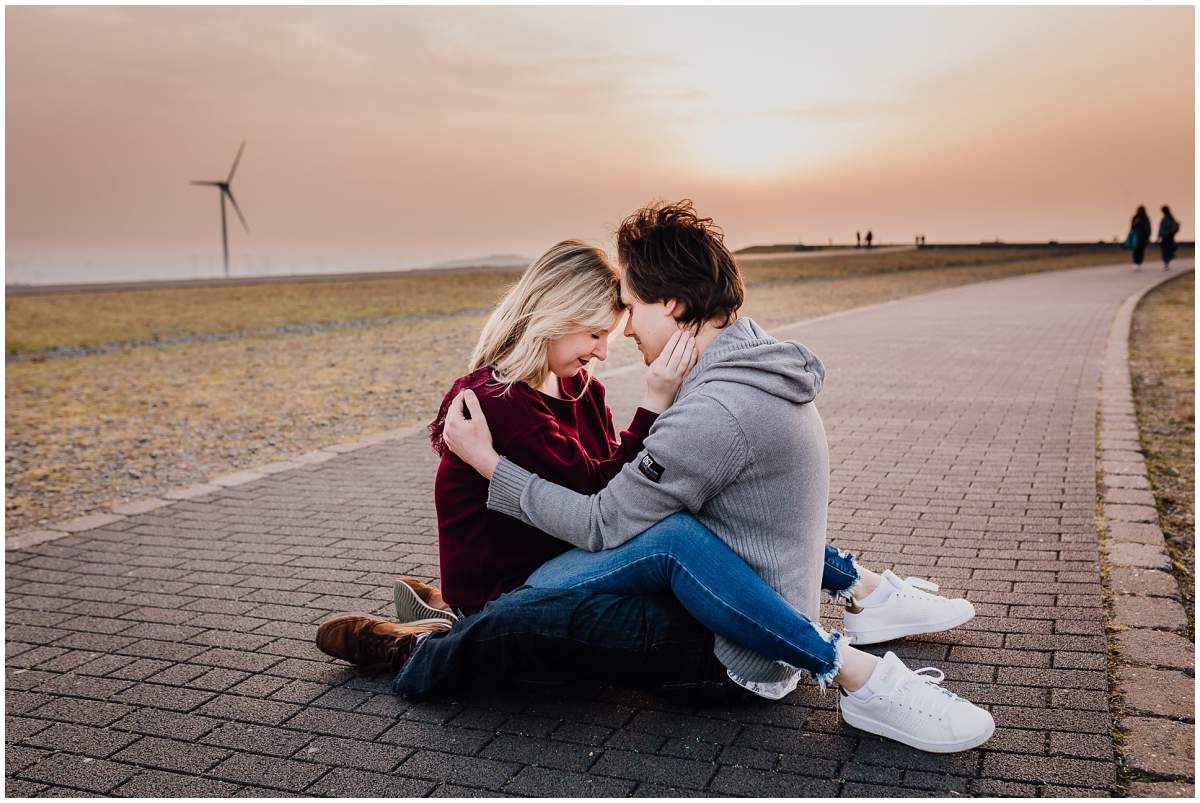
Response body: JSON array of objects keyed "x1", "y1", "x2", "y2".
[{"x1": 684, "y1": 117, "x2": 844, "y2": 180}]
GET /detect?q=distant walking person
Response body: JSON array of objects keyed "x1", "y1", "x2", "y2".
[
  {"x1": 865, "y1": 230, "x2": 873, "y2": 249},
  {"x1": 1158, "y1": 205, "x2": 1180, "y2": 271},
  {"x1": 1127, "y1": 206, "x2": 1152, "y2": 270},
  {"x1": 856, "y1": 231, "x2": 861, "y2": 249}
]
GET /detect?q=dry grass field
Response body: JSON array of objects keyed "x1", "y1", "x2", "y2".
[
  {"x1": 5, "y1": 245, "x2": 1187, "y2": 533},
  {"x1": 1129, "y1": 270, "x2": 1195, "y2": 637}
]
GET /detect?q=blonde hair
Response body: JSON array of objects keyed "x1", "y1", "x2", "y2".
[{"x1": 469, "y1": 240, "x2": 621, "y2": 393}]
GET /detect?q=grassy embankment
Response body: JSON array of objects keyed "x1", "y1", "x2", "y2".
[
  {"x1": 1128, "y1": 271, "x2": 1195, "y2": 638},
  {"x1": 5, "y1": 245, "x2": 1187, "y2": 533}
]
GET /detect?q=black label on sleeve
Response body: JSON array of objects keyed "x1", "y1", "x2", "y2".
[{"x1": 638, "y1": 454, "x2": 665, "y2": 483}]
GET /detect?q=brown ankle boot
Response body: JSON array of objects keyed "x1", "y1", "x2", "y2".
[
  {"x1": 316, "y1": 613, "x2": 451, "y2": 672},
  {"x1": 394, "y1": 577, "x2": 457, "y2": 624}
]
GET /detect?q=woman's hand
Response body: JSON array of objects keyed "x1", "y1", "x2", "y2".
[
  {"x1": 443, "y1": 389, "x2": 501, "y2": 480},
  {"x1": 641, "y1": 330, "x2": 698, "y2": 413}
]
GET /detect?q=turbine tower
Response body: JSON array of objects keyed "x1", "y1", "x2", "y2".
[{"x1": 190, "y1": 141, "x2": 250, "y2": 278}]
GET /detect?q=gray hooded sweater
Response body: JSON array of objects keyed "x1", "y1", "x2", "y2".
[{"x1": 487, "y1": 316, "x2": 830, "y2": 698}]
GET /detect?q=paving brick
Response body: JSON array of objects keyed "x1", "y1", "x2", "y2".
[
  {"x1": 659, "y1": 737, "x2": 722, "y2": 763},
  {"x1": 603, "y1": 729, "x2": 666, "y2": 753},
  {"x1": 200, "y1": 721, "x2": 315, "y2": 757},
  {"x1": 396, "y1": 749, "x2": 520, "y2": 790},
  {"x1": 4, "y1": 779, "x2": 49, "y2": 796},
  {"x1": 716, "y1": 745, "x2": 779, "y2": 770},
  {"x1": 774, "y1": 752, "x2": 842, "y2": 778},
  {"x1": 192, "y1": 647, "x2": 282, "y2": 673},
  {"x1": 1107, "y1": 542, "x2": 1171, "y2": 569},
  {"x1": 23, "y1": 722, "x2": 139, "y2": 758},
  {"x1": 429, "y1": 782, "x2": 517, "y2": 797},
  {"x1": 971, "y1": 777, "x2": 1039, "y2": 796},
  {"x1": 1041, "y1": 783, "x2": 1111, "y2": 797},
  {"x1": 300, "y1": 735, "x2": 409, "y2": 772},
  {"x1": 195, "y1": 694, "x2": 303, "y2": 726},
  {"x1": 33, "y1": 672, "x2": 132, "y2": 696},
  {"x1": 980, "y1": 752, "x2": 1114, "y2": 787},
  {"x1": 306, "y1": 766, "x2": 436, "y2": 797},
  {"x1": 551, "y1": 721, "x2": 613, "y2": 747},
  {"x1": 1048, "y1": 731, "x2": 1114, "y2": 760},
  {"x1": 1114, "y1": 628, "x2": 1195, "y2": 670},
  {"x1": 4, "y1": 714, "x2": 53, "y2": 743},
  {"x1": 283, "y1": 706, "x2": 391, "y2": 740},
  {"x1": 1107, "y1": 567, "x2": 1181, "y2": 596},
  {"x1": 111, "y1": 707, "x2": 222, "y2": 741},
  {"x1": 589, "y1": 749, "x2": 714, "y2": 789},
  {"x1": 111, "y1": 768, "x2": 242, "y2": 797},
  {"x1": 1114, "y1": 595, "x2": 1188, "y2": 629},
  {"x1": 1118, "y1": 666, "x2": 1194, "y2": 718},
  {"x1": 1120, "y1": 717, "x2": 1194, "y2": 778},
  {"x1": 111, "y1": 735, "x2": 231, "y2": 774},
  {"x1": 496, "y1": 765, "x2": 632, "y2": 797},
  {"x1": 5, "y1": 745, "x2": 52, "y2": 774},
  {"x1": 209, "y1": 751, "x2": 329, "y2": 792},
  {"x1": 32, "y1": 697, "x2": 138, "y2": 727},
  {"x1": 1128, "y1": 780, "x2": 1196, "y2": 797},
  {"x1": 1104, "y1": 504, "x2": 1157, "y2": 523},
  {"x1": 481, "y1": 733, "x2": 599, "y2": 772},
  {"x1": 842, "y1": 780, "x2": 938, "y2": 797},
  {"x1": 17, "y1": 752, "x2": 139, "y2": 793},
  {"x1": 710, "y1": 765, "x2": 838, "y2": 796},
  {"x1": 1106, "y1": 521, "x2": 1166, "y2": 544},
  {"x1": 627, "y1": 710, "x2": 738, "y2": 745},
  {"x1": 110, "y1": 682, "x2": 215, "y2": 712}
]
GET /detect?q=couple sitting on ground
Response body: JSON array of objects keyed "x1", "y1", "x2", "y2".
[{"x1": 317, "y1": 200, "x2": 995, "y2": 754}]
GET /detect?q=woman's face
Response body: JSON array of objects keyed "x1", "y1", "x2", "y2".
[{"x1": 546, "y1": 312, "x2": 622, "y2": 378}]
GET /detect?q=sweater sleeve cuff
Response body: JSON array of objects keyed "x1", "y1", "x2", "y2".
[
  {"x1": 487, "y1": 457, "x2": 536, "y2": 520},
  {"x1": 625, "y1": 406, "x2": 660, "y2": 439}
]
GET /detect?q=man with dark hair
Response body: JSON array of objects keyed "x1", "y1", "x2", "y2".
[
  {"x1": 616, "y1": 201, "x2": 744, "y2": 329},
  {"x1": 319, "y1": 200, "x2": 995, "y2": 754}
]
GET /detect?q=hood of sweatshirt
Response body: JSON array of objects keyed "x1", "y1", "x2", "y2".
[{"x1": 680, "y1": 317, "x2": 824, "y2": 404}]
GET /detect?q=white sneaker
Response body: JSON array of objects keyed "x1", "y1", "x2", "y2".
[
  {"x1": 393, "y1": 578, "x2": 458, "y2": 625},
  {"x1": 843, "y1": 570, "x2": 974, "y2": 645},
  {"x1": 840, "y1": 651, "x2": 995, "y2": 753}
]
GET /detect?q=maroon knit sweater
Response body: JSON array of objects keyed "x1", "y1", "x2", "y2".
[{"x1": 429, "y1": 366, "x2": 657, "y2": 613}]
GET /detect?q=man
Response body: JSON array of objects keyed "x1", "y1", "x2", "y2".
[{"x1": 319, "y1": 201, "x2": 994, "y2": 753}]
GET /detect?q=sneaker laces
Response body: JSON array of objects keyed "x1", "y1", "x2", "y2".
[
  {"x1": 893, "y1": 666, "x2": 961, "y2": 720},
  {"x1": 904, "y1": 577, "x2": 940, "y2": 593}
]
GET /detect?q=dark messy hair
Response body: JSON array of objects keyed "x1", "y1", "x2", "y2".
[{"x1": 616, "y1": 199, "x2": 744, "y2": 329}]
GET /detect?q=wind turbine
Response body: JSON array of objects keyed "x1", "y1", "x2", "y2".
[{"x1": 191, "y1": 141, "x2": 250, "y2": 278}]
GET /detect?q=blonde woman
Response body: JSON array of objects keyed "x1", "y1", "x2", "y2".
[{"x1": 426, "y1": 239, "x2": 696, "y2": 612}]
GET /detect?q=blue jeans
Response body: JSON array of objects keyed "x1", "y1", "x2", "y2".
[
  {"x1": 524, "y1": 512, "x2": 844, "y2": 683},
  {"x1": 393, "y1": 585, "x2": 740, "y2": 702},
  {"x1": 393, "y1": 519, "x2": 862, "y2": 698}
]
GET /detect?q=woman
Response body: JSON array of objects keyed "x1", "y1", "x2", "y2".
[
  {"x1": 1129, "y1": 205, "x2": 1153, "y2": 270},
  {"x1": 321, "y1": 240, "x2": 992, "y2": 753},
  {"x1": 1159, "y1": 205, "x2": 1180, "y2": 270}
]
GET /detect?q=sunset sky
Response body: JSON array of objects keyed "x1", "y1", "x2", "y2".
[{"x1": 5, "y1": 4, "x2": 1195, "y2": 283}]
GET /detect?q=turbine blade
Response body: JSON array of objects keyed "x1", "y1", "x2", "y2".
[
  {"x1": 226, "y1": 140, "x2": 246, "y2": 184},
  {"x1": 224, "y1": 188, "x2": 250, "y2": 232},
  {"x1": 190, "y1": 180, "x2": 222, "y2": 186}
]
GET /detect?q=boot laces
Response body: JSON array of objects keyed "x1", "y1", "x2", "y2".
[{"x1": 365, "y1": 624, "x2": 409, "y2": 667}]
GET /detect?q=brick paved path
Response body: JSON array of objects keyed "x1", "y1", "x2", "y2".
[{"x1": 6, "y1": 261, "x2": 1191, "y2": 797}]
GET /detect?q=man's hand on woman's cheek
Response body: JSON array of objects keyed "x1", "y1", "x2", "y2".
[{"x1": 443, "y1": 389, "x2": 501, "y2": 480}]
